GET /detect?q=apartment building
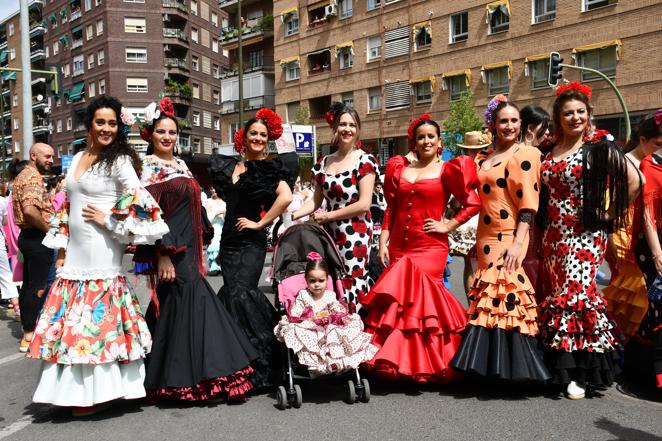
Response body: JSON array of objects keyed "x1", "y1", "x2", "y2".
[
  {"x1": 0, "y1": 0, "x2": 48, "y2": 161},
  {"x1": 41, "y1": 0, "x2": 226, "y2": 174},
  {"x1": 274, "y1": 0, "x2": 662, "y2": 162},
  {"x1": 219, "y1": 0, "x2": 275, "y2": 150}
]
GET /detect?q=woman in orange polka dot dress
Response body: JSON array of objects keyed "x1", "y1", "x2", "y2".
[{"x1": 452, "y1": 96, "x2": 551, "y2": 382}]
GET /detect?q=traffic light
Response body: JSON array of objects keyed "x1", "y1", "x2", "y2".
[
  {"x1": 548, "y1": 52, "x2": 563, "y2": 87},
  {"x1": 49, "y1": 65, "x2": 62, "y2": 96}
]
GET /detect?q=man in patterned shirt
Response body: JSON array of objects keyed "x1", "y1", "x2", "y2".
[{"x1": 12, "y1": 142, "x2": 54, "y2": 352}]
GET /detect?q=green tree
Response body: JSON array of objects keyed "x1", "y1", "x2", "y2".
[
  {"x1": 442, "y1": 90, "x2": 484, "y2": 157},
  {"x1": 294, "y1": 105, "x2": 311, "y2": 125}
]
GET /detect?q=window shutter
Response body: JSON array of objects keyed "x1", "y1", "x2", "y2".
[
  {"x1": 384, "y1": 27, "x2": 409, "y2": 59},
  {"x1": 384, "y1": 80, "x2": 410, "y2": 110}
]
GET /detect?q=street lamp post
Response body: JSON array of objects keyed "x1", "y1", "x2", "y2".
[
  {"x1": 20, "y1": 0, "x2": 33, "y2": 159},
  {"x1": 237, "y1": 0, "x2": 243, "y2": 129}
]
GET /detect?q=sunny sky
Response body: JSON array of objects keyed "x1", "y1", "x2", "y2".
[{"x1": 0, "y1": 0, "x2": 21, "y2": 23}]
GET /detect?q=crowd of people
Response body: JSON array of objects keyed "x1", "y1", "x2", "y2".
[{"x1": 0, "y1": 84, "x2": 660, "y2": 417}]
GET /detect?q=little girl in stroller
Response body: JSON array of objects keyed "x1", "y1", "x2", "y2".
[{"x1": 274, "y1": 253, "x2": 378, "y2": 376}]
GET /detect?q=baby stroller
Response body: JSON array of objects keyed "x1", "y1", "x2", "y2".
[{"x1": 270, "y1": 222, "x2": 371, "y2": 409}]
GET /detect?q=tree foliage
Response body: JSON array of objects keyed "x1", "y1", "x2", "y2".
[{"x1": 442, "y1": 90, "x2": 484, "y2": 157}]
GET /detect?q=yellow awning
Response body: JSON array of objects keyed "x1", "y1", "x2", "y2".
[
  {"x1": 412, "y1": 20, "x2": 431, "y2": 31},
  {"x1": 485, "y1": 0, "x2": 510, "y2": 23},
  {"x1": 307, "y1": 0, "x2": 330, "y2": 11},
  {"x1": 572, "y1": 39, "x2": 622, "y2": 60},
  {"x1": 442, "y1": 69, "x2": 472, "y2": 86},
  {"x1": 481, "y1": 61, "x2": 512, "y2": 78},
  {"x1": 279, "y1": 7, "x2": 298, "y2": 16},
  {"x1": 279, "y1": 56, "x2": 300, "y2": 66},
  {"x1": 334, "y1": 41, "x2": 353, "y2": 50},
  {"x1": 409, "y1": 76, "x2": 436, "y2": 93},
  {"x1": 524, "y1": 53, "x2": 550, "y2": 63}
]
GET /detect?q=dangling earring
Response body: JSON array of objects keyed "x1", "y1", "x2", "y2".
[{"x1": 524, "y1": 133, "x2": 534, "y2": 145}]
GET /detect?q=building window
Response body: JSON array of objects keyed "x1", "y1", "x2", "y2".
[
  {"x1": 212, "y1": 64, "x2": 220, "y2": 78},
  {"x1": 89, "y1": 82, "x2": 96, "y2": 97},
  {"x1": 307, "y1": 4, "x2": 329, "y2": 28},
  {"x1": 367, "y1": 0, "x2": 381, "y2": 11},
  {"x1": 229, "y1": 123, "x2": 239, "y2": 143},
  {"x1": 85, "y1": 0, "x2": 92, "y2": 11},
  {"x1": 190, "y1": 0, "x2": 198, "y2": 14},
  {"x1": 366, "y1": 35, "x2": 381, "y2": 62},
  {"x1": 97, "y1": 49, "x2": 105, "y2": 65},
  {"x1": 211, "y1": 12, "x2": 218, "y2": 26},
  {"x1": 583, "y1": 0, "x2": 617, "y2": 11},
  {"x1": 8, "y1": 48, "x2": 16, "y2": 60},
  {"x1": 125, "y1": 47, "x2": 147, "y2": 63},
  {"x1": 414, "y1": 80, "x2": 432, "y2": 104},
  {"x1": 12, "y1": 94, "x2": 18, "y2": 107},
  {"x1": 192, "y1": 83, "x2": 200, "y2": 99},
  {"x1": 124, "y1": 17, "x2": 146, "y2": 33},
  {"x1": 368, "y1": 87, "x2": 381, "y2": 111},
  {"x1": 341, "y1": 92, "x2": 354, "y2": 108},
  {"x1": 284, "y1": 14, "x2": 299, "y2": 36},
  {"x1": 87, "y1": 53, "x2": 95, "y2": 69},
  {"x1": 192, "y1": 55, "x2": 199, "y2": 71},
  {"x1": 487, "y1": 67, "x2": 509, "y2": 95},
  {"x1": 248, "y1": 49, "x2": 263, "y2": 69},
  {"x1": 488, "y1": 4, "x2": 510, "y2": 34},
  {"x1": 339, "y1": 0, "x2": 353, "y2": 18},
  {"x1": 45, "y1": 46, "x2": 49, "y2": 58},
  {"x1": 580, "y1": 47, "x2": 617, "y2": 81},
  {"x1": 66, "y1": 117, "x2": 72, "y2": 130},
  {"x1": 86, "y1": 24, "x2": 94, "y2": 40},
  {"x1": 213, "y1": 117, "x2": 220, "y2": 131},
  {"x1": 384, "y1": 27, "x2": 409, "y2": 59},
  {"x1": 338, "y1": 47, "x2": 353, "y2": 69},
  {"x1": 193, "y1": 111, "x2": 200, "y2": 126},
  {"x1": 73, "y1": 55, "x2": 85, "y2": 76},
  {"x1": 63, "y1": 63, "x2": 70, "y2": 78},
  {"x1": 384, "y1": 81, "x2": 410, "y2": 111},
  {"x1": 533, "y1": 0, "x2": 556, "y2": 23},
  {"x1": 212, "y1": 38, "x2": 219, "y2": 53},
  {"x1": 99, "y1": 79, "x2": 105, "y2": 94},
  {"x1": 126, "y1": 77, "x2": 148, "y2": 93},
  {"x1": 124, "y1": 0, "x2": 145, "y2": 2},
  {"x1": 448, "y1": 75, "x2": 468, "y2": 101},
  {"x1": 56, "y1": 120, "x2": 62, "y2": 133},
  {"x1": 191, "y1": 28, "x2": 198, "y2": 43},
  {"x1": 95, "y1": 0, "x2": 102, "y2": 5},
  {"x1": 53, "y1": 42, "x2": 59, "y2": 56},
  {"x1": 13, "y1": 118, "x2": 19, "y2": 130},
  {"x1": 529, "y1": 59, "x2": 550, "y2": 88},
  {"x1": 192, "y1": 138, "x2": 201, "y2": 153},
  {"x1": 450, "y1": 12, "x2": 468, "y2": 43},
  {"x1": 285, "y1": 62, "x2": 300, "y2": 81},
  {"x1": 96, "y1": 19, "x2": 103, "y2": 36},
  {"x1": 413, "y1": 24, "x2": 431, "y2": 51},
  {"x1": 213, "y1": 90, "x2": 220, "y2": 105}
]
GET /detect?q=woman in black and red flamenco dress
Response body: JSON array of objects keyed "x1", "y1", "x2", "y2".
[
  {"x1": 361, "y1": 115, "x2": 481, "y2": 382},
  {"x1": 135, "y1": 99, "x2": 258, "y2": 402},
  {"x1": 538, "y1": 83, "x2": 640, "y2": 399}
]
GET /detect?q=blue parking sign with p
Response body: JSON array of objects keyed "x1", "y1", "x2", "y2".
[{"x1": 294, "y1": 132, "x2": 313, "y2": 154}]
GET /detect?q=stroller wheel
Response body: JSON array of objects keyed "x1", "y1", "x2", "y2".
[
  {"x1": 276, "y1": 386, "x2": 288, "y2": 410},
  {"x1": 359, "y1": 378, "x2": 371, "y2": 403},
  {"x1": 346, "y1": 380, "x2": 356, "y2": 404},
  {"x1": 292, "y1": 384, "x2": 303, "y2": 408}
]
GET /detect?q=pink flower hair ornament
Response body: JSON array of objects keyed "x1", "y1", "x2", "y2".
[{"x1": 306, "y1": 251, "x2": 323, "y2": 262}]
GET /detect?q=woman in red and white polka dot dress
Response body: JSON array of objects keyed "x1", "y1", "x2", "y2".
[
  {"x1": 294, "y1": 103, "x2": 379, "y2": 313},
  {"x1": 538, "y1": 83, "x2": 641, "y2": 399}
]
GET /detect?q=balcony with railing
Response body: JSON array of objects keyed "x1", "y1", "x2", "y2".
[
  {"x1": 219, "y1": 0, "x2": 261, "y2": 12},
  {"x1": 164, "y1": 57, "x2": 189, "y2": 72},
  {"x1": 221, "y1": 16, "x2": 273, "y2": 48},
  {"x1": 30, "y1": 46, "x2": 46, "y2": 61},
  {"x1": 162, "y1": 0, "x2": 188, "y2": 18},
  {"x1": 220, "y1": 62, "x2": 274, "y2": 79},
  {"x1": 29, "y1": 20, "x2": 47, "y2": 37},
  {"x1": 221, "y1": 95, "x2": 275, "y2": 115},
  {"x1": 163, "y1": 28, "x2": 189, "y2": 48},
  {"x1": 32, "y1": 96, "x2": 48, "y2": 110},
  {"x1": 33, "y1": 118, "x2": 49, "y2": 134}
]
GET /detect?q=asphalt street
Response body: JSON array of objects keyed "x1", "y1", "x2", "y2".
[{"x1": 1, "y1": 255, "x2": 661, "y2": 441}]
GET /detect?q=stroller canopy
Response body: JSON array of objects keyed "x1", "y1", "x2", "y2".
[{"x1": 272, "y1": 223, "x2": 345, "y2": 282}]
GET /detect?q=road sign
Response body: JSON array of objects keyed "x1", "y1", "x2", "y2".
[{"x1": 275, "y1": 124, "x2": 316, "y2": 156}]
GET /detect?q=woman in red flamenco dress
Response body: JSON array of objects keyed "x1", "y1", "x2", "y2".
[{"x1": 361, "y1": 115, "x2": 482, "y2": 382}]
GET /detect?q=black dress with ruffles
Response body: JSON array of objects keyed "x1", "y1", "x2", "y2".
[
  {"x1": 135, "y1": 167, "x2": 258, "y2": 402},
  {"x1": 209, "y1": 153, "x2": 298, "y2": 390}
]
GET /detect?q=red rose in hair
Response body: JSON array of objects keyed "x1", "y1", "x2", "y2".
[
  {"x1": 159, "y1": 97, "x2": 175, "y2": 117},
  {"x1": 407, "y1": 113, "x2": 432, "y2": 152},
  {"x1": 233, "y1": 128, "x2": 245, "y2": 153},
  {"x1": 255, "y1": 108, "x2": 283, "y2": 140},
  {"x1": 140, "y1": 127, "x2": 151, "y2": 142},
  {"x1": 324, "y1": 110, "x2": 335, "y2": 128},
  {"x1": 555, "y1": 81, "x2": 592, "y2": 101}
]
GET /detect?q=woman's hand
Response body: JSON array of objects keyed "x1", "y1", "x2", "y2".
[
  {"x1": 379, "y1": 246, "x2": 389, "y2": 268},
  {"x1": 313, "y1": 211, "x2": 334, "y2": 225},
  {"x1": 157, "y1": 254, "x2": 176, "y2": 283},
  {"x1": 236, "y1": 217, "x2": 262, "y2": 231},
  {"x1": 423, "y1": 218, "x2": 450, "y2": 235},
  {"x1": 500, "y1": 241, "x2": 523, "y2": 272},
  {"x1": 654, "y1": 253, "x2": 662, "y2": 277},
  {"x1": 81, "y1": 204, "x2": 107, "y2": 227}
]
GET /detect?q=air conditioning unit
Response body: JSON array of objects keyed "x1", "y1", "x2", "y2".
[
  {"x1": 44, "y1": 106, "x2": 51, "y2": 114},
  {"x1": 164, "y1": 45, "x2": 170, "y2": 52},
  {"x1": 324, "y1": 4, "x2": 337, "y2": 16},
  {"x1": 163, "y1": 73, "x2": 170, "y2": 80},
  {"x1": 163, "y1": 14, "x2": 169, "y2": 22}
]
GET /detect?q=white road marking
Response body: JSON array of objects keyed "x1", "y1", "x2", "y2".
[
  {"x1": 0, "y1": 416, "x2": 32, "y2": 440},
  {"x1": 0, "y1": 353, "x2": 25, "y2": 367}
]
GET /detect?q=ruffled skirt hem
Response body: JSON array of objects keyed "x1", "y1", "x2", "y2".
[
  {"x1": 602, "y1": 265, "x2": 648, "y2": 338},
  {"x1": 544, "y1": 348, "x2": 620, "y2": 386},
  {"x1": 451, "y1": 326, "x2": 551, "y2": 382},
  {"x1": 32, "y1": 360, "x2": 146, "y2": 407},
  {"x1": 147, "y1": 366, "x2": 254, "y2": 402}
]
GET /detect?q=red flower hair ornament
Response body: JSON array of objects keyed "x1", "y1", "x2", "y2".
[
  {"x1": 233, "y1": 108, "x2": 284, "y2": 153},
  {"x1": 159, "y1": 97, "x2": 176, "y2": 118},
  {"x1": 555, "y1": 81, "x2": 592, "y2": 101},
  {"x1": 139, "y1": 97, "x2": 177, "y2": 142},
  {"x1": 324, "y1": 110, "x2": 335, "y2": 128},
  {"x1": 655, "y1": 108, "x2": 662, "y2": 128},
  {"x1": 407, "y1": 113, "x2": 432, "y2": 152}
]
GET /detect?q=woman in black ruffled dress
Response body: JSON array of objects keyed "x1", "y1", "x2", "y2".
[
  {"x1": 135, "y1": 99, "x2": 258, "y2": 402},
  {"x1": 209, "y1": 109, "x2": 298, "y2": 390}
]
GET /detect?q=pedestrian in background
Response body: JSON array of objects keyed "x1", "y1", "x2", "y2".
[{"x1": 12, "y1": 143, "x2": 54, "y2": 353}]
